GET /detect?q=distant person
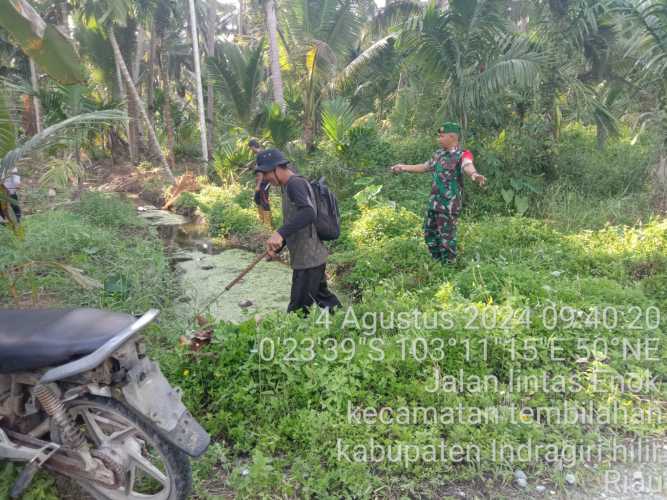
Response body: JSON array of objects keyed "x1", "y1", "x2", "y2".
[
  {"x1": 0, "y1": 167, "x2": 21, "y2": 223},
  {"x1": 256, "y1": 149, "x2": 341, "y2": 314},
  {"x1": 249, "y1": 139, "x2": 272, "y2": 227},
  {"x1": 391, "y1": 122, "x2": 486, "y2": 263}
]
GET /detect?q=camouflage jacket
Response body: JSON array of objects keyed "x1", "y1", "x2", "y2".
[{"x1": 425, "y1": 148, "x2": 473, "y2": 214}]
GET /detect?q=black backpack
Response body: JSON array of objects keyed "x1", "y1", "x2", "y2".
[{"x1": 308, "y1": 177, "x2": 341, "y2": 241}]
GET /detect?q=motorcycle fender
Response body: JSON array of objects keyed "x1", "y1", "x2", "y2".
[{"x1": 121, "y1": 358, "x2": 210, "y2": 457}]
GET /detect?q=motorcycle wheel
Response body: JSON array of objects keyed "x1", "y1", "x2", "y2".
[{"x1": 51, "y1": 395, "x2": 192, "y2": 500}]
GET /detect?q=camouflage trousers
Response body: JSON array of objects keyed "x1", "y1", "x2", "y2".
[{"x1": 424, "y1": 207, "x2": 459, "y2": 263}]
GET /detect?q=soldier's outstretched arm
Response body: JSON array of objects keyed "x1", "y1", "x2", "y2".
[
  {"x1": 390, "y1": 162, "x2": 429, "y2": 173},
  {"x1": 463, "y1": 162, "x2": 486, "y2": 186}
]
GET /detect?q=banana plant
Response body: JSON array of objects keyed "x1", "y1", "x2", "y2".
[{"x1": 0, "y1": 0, "x2": 85, "y2": 84}]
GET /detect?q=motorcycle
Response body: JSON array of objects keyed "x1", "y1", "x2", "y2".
[{"x1": 0, "y1": 308, "x2": 210, "y2": 499}]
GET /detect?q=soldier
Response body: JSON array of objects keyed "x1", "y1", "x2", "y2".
[{"x1": 391, "y1": 122, "x2": 486, "y2": 263}]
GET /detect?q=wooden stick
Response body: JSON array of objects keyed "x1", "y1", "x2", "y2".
[
  {"x1": 224, "y1": 250, "x2": 269, "y2": 291},
  {"x1": 197, "y1": 251, "x2": 269, "y2": 313}
]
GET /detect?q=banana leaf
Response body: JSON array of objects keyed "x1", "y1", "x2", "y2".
[{"x1": 0, "y1": 0, "x2": 85, "y2": 84}]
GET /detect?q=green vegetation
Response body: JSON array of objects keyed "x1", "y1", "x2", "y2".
[
  {"x1": 0, "y1": 192, "x2": 172, "y2": 314},
  {"x1": 161, "y1": 211, "x2": 667, "y2": 497},
  {"x1": 157, "y1": 125, "x2": 667, "y2": 497},
  {"x1": 2, "y1": 0, "x2": 667, "y2": 497}
]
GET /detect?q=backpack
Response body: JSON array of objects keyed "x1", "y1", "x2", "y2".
[{"x1": 308, "y1": 177, "x2": 341, "y2": 241}]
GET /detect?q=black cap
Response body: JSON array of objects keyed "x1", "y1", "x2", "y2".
[{"x1": 255, "y1": 148, "x2": 288, "y2": 172}]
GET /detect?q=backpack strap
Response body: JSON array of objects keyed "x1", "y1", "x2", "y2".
[{"x1": 292, "y1": 175, "x2": 318, "y2": 238}]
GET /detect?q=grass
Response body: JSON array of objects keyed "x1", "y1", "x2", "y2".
[
  {"x1": 0, "y1": 192, "x2": 173, "y2": 315},
  {"x1": 161, "y1": 205, "x2": 666, "y2": 498},
  {"x1": 155, "y1": 126, "x2": 666, "y2": 497}
]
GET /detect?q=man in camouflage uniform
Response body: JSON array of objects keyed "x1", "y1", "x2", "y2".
[{"x1": 391, "y1": 122, "x2": 486, "y2": 263}]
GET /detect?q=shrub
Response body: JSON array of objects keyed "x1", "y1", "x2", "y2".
[
  {"x1": 208, "y1": 201, "x2": 262, "y2": 238},
  {"x1": 553, "y1": 123, "x2": 654, "y2": 197},
  {"x1": 184, "y1": 183, "x2": 265, "y2": 239},
  {"x1": 76, "y1": 192, "x2": 145, "y2": 229},
  {"x1": 349, "y1": 205, "x2": 421, "y2": 249}
]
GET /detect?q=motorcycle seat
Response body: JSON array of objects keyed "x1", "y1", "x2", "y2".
[{"x1": 0, "y1": 308, "x2": 137, "y2": 374}]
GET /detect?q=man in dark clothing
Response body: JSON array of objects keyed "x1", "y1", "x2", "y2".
[
  {"x1": 249, "y1": 139, "x2": 272, "y2": 227},
  {"x1": 256, "y1": 149, "x2": 341, "y2": 314}
]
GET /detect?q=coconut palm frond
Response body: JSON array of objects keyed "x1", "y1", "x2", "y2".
[
  {"x1": 367, "y1": 0, "x2": 422, "y2": 39},
  {"x1": 0, "y1": 109, "x2": 127, "y2": 179},
  {"x1": 615, "y1": 0, "x2": 667, "y2": 78},
  {"x1": 334, "y1": 34, "x2": 397, "y2": 89},
  {"x1": 208, "y1": 40, "x2": 265, "y2": 130},
  {"x1": 323, "y1": 0, "x2": 361, "y2": 57},
  {"x1": 321, "y1": 96, "x2": 356, "y2": 146},
  {"x1": 400, "y1": 5, "x2": 460, "y2": 79},
  {"x1": 466, "y1": 35, "x2": 543, "y2": 109},
  {"x1": 0, "y1": 91, "x2": 17, "y2": 161}
]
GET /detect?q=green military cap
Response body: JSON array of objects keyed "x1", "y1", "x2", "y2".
[{"x1": 438, "y1": 122, "x2": 461, "y2": 135}]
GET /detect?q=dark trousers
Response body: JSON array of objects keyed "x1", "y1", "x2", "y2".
[
  {"x1": 288, "y1": 264, "x2": 341, "y2": 314},
  {"x1": 0, "y1": 193, "x2": 20, "y2": 222},
  {"x1": 424, "y1": 208, "x2": 458, "y2": 263}
]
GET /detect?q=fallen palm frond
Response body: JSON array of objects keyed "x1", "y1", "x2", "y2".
[{"x1": 2, "y1": 259, "x2": 103, "y2": 306}]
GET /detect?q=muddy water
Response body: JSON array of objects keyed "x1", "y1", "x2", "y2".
[{"x1": 137, "y1": 204, "x2": 292, "y2": 323}]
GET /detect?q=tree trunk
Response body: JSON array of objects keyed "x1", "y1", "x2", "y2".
[
  {"x1": 127, "y1": 93, "x2": 138, "y2": 164},
  {"x1": 206, "y1": 0, "x2": 216, "y2": 157},
  {"x1": 21, "y1": 95, "x2": 35, "y2": 136},
  {"x1": 114, "y1": 51, "x2": 125, "y2": 103},
  {"x1": 146, "y1": 22, "x2": 157, "y2": 117},
  {"x1": 239, "y1": 0, "x2": 245, "y2": 35},
  {"x1": 132, "y1": 24, "x2": 147, "y2": 156},
  {"x1": 29, "y1": 58, "x2": 42, "y2": 134},
  {"x1": 109, "y1": 27, "x2": 176, "y2": 184},
  {"x1": 188, "y1": 0, "x2": 209, "y2": 162},
  {"x1": 265, "y1": 0, "x2": 285, "y2": 112},
  {"x1": 161, "y1": 43, "x2": 176, "y2": 169},
  {"x1": 114, "y1": 47, "x2": 134, "y2": 162},
  {"x1": 132, "y1": 25, "x2": 145, "y2": 81},
  {"x1": 303, "y1": 117, "x2": 315, "y2": 152}
]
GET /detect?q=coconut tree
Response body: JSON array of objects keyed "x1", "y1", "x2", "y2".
[
  {"x1": 208, "y1": 39, "x2": 265, "y2": 131},
  {"x1": 264, "y1": 0, "x2": 286, "y2": 111},
  {"x1": 206, "y1": 0, "x2": 216, "y2": 155},
  {"x1": 519, "y1": 0, "x2": 621, "y2": 142},
  {"x1": 400, "y1": 0, "x2": 542, "y2": 134},
  {"x1": 614, "y1": 0, "x2": 667, "y2": 182},
  {"x1": 75, "y1": 0, "x2": 177, "y2": 183},
  {"x1": 283, "y1": 0, "x2": 363, "y2": 149},
  {"x1": 187, "y1": 0, "x2": 208, "y2": 162}
]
